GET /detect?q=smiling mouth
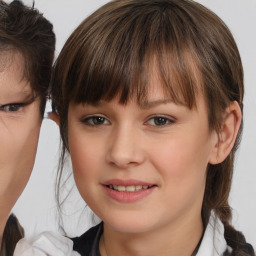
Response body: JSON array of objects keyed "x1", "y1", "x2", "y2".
[{"x1": 106, "y1": 185, "x2": 155, "y2": 192}]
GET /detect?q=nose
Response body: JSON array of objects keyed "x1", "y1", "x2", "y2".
[{"x1": 106, "y1": 126, "x2": 146, "y2": 169}]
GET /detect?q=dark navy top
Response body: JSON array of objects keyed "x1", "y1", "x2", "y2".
[{"x1": 72, "y1": 222, "x2": 255, "y2": 256}]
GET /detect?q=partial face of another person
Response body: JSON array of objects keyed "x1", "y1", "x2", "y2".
[
  {"x1": 67, "y1": 69, "x2": 220, "y2": 235},
  {"x1": 0, "y1": 51, "x2": 42, "y2": 208}
]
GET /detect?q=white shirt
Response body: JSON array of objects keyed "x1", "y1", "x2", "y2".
[
  {"x1": 14, "y1": 212, "x2": 230, "y2": 256},
  {"x1": 197, "y1": 212, "x2": 231, "y2": 256}
]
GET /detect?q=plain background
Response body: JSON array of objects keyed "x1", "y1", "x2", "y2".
[{"x1": 10, "y1": 0, "x2": 256, "y2": 248}]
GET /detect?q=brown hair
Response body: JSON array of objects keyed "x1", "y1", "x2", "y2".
[
  {"x1": 0, "y1": 0, "x2": 55, "y2": 254},
  {"x1": 51, "y1": 0, "x2": 253, "y2": 254},
  {"x1": 0, "y1": 0, "x2": 55, "y2": 116},
  {"x1": 0, "y1": 215, "x2": 24, "y2": 256}
]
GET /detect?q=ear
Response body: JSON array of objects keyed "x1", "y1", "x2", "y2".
[
  {"x1": 209, "y1": 101, "x2": 242, "y2": 165},
  {"x1": 48, "y1": 112, "x2": 60, "y2": 126}
]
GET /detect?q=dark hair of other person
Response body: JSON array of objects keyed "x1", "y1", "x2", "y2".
[{"x1": 0, "y1": 0, "x2": 55, "y2": 255}]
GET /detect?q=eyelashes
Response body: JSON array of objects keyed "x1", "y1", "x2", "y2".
[
  {"x1": 146, "y1": 116, "x2": 175, "y2": 126},
  {"x1": 81, "y1": 114, "x2": 175, "y2": 127},
  {"x1": 0, "y1": 103, "x2": 26, "y2": 112},
  {"x1": 0, "y1": 97, "x2": 36, "y2": 114},
  {"x1": 82, "y1": 115, "x2": 110, "y2": 126}
]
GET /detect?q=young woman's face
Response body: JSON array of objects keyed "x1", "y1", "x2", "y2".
[
  {"x1": 0, "y1": 51, "x2": 42, "y2": 210},
  {"x1": 68, "y1": 74, "x2": 218, "y2": 235}
]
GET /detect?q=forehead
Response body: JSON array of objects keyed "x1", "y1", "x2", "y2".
[
  {"x1": 71, "y1": 52, "x2": 203, "y2": 112},
  {"x1": 0, "y1": 50, "x2": 31, "y2": 99},
  {"x1": 0, "y1": 50, "x2": 24, "y2": 74},
  {"x1": 125, "y1": 57, "x2": 203, "y2": 109},
  {"x1": 76, "y1": 68, "x2": 205, "y2": 113}
]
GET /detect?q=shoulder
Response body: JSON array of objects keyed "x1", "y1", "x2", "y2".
[
  {"x1": 222, "y1": 243, "x2": 255, "y2": 256},
  {"x1": 225, "y1": 231, "x2": 255, "y2": 256},
  {"x1": 14, "y1": 231, "x2": 80, "y2": 256},
  {"x1": 72, "y1": 222, "x2": 103, "y2": 256},
  {"x1": 223, "y1": 222, "x2": 255, "y2": 256},
  {"x1": 197, "y1": 213, "x2": 255, "y2": 256}
]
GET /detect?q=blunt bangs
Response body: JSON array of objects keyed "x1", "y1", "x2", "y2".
[
  {"x1": 57, "y1": 0, "x2": 203, "y2": 110},
  {"x1": 51, "y1": 1, "x2": 246, "y2": 247}
]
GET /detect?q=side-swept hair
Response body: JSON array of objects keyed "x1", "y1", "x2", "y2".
[
  {"x1": 0, "y1": 0, "x2": 55, "y2": 116},
  {"x1": 0, "y1": 1, "x2": 55, "y2": 255},
  {"x1": 51, "y1": 0, "x2": 254, "y2": 254}
]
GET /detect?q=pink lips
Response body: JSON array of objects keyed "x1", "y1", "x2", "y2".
[{"x1": 102, "y1": 179, "x2": 156, "y2": 203}]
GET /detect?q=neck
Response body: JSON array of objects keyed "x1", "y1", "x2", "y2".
[{"x1": 100, "y1": 212, "x2": 203, "y2": 256}]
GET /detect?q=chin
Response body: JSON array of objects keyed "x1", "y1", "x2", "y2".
[{"x1": 103, "y1": 214, "x2": 156, "y2": 234}]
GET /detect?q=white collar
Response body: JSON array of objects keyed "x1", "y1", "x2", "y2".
[{"x1": 196, "y1": 212, "x2": 231, "y2": 256}]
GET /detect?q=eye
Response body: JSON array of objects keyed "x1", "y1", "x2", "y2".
[
  {"x1": 82, "y1": 115, "x2": 110, "y2": 126},
  {"x1": 146, "y1": 116, "x2": 174, "y2": 126},
  {"x1": 0, "y1": 103, "x2": 25, "y2": 112}
]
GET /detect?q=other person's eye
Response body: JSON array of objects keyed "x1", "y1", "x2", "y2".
[{"x1": 0, "y1": 103, "x2": 25, "y2": 112}]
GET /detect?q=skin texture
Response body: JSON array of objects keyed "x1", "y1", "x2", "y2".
[
  {"x1": 47, "y1": 78, "x2": 241, "y2": 256},
  {"x1": 66, "y1": 72, "x2": 222, "y2": 256},
  {"x1": 0, "y1": 51, "x2": 42, "y2": 241},
  {"x1": 45, "y1": 65, "x2": 243, "y2": 255},
  {"x1": 48, "y1": 22, "x2": 243, "y2": 255}
]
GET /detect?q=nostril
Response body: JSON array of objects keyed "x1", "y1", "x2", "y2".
[{"x1": 108, "y1": 160, "x2": 139, "y2": 169}]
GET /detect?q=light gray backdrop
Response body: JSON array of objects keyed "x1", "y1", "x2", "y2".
[{"x1": 11, "y1": 0, "x2": 256, "y2": 248}]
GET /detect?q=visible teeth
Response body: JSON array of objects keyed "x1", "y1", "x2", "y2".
[
  {"x1": 117, "y1": 186, "x2": 126, "y2": 192},
  {"x1": 135, "y1": 185, "x2": 142, "y2": 191},
  {"x1": 109, "y1": 185, "x2": 150, "y2": 192},
  {"x1": 126, "y1": 186, "x2": 136, "y2": 192}
]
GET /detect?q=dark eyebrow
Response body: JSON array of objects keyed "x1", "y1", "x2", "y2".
[{"x1": 139, "y1": 99, "x2": 175, "y2": 109}]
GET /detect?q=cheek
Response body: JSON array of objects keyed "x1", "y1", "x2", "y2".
[
  {"x1": 0, "y1": 121, "x2": 39, "y2": 162},
  {"x1": 68, "y1": 129, "x2": 102, "y2": 186},
  {"x1": 68, "y1": 129, "x2": 108, "y2": 209},
  {"x1": 151, "y1": 136, "x2": 209, "y2": 174},
  {"x1": 0, "y1": 116, "x2": 41, "y2": 196},
  {"x1": 148, "y1": 129, "x2": 212, "y2": 196},
  {"x1": 145, "y1": 135, "x2": 210, "y2": 219}
]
